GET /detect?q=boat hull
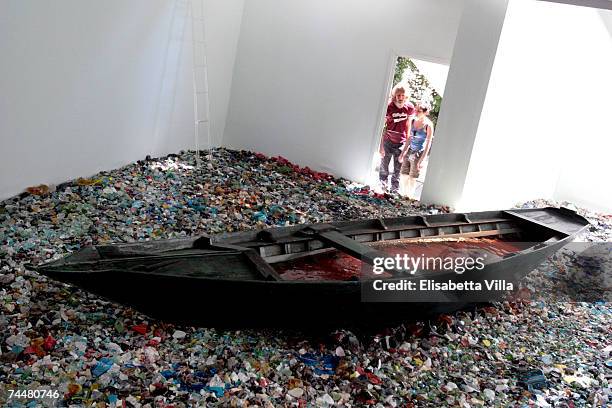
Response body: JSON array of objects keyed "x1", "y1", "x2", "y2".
[{"x1": 36, "y1": 207, "x2": 589, "y2": 327}]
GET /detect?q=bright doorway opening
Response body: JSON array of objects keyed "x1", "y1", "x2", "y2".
[{"x1": 369, "y1": 56, "x2": 449, "y2": 200}]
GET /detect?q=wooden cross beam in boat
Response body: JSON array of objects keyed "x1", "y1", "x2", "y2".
[{"x1": 297, "y1": 224, "x2": 408, "y2": 276}]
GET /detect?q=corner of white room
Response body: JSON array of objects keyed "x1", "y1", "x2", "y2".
[{"x1": 458, "y1": 0, "x2": 612, "y2": 213}]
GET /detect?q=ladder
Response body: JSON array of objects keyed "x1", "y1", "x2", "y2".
[
  {"x1": 153, "y1": 0, "x2": 212, "y2": 169},
  {"x1": 189, "y1": 0, "x2": 211, "y2": 168}
]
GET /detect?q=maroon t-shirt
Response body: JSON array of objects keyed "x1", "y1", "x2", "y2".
[{"x1": 384, "y1": 101, "x2": 415, "y2": 143}]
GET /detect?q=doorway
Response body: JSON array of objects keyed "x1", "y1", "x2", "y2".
[{"x1": 370, "y1": 56, "x2": 449, "y2": 200}]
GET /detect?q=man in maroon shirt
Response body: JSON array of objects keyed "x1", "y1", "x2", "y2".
[{"x1": 379, "y1": 86, "x2": 415, "y2": 193}]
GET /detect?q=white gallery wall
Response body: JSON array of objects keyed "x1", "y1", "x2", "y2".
[
  {"x1": 0, "y1": 0, "x2": 244, "y2": 201},
  {"x1": 420, "y1": 0, "x2": 509, "y2": 208},
  {"x1": 223, "y1": 0, "x2": 465, "y2": 181},
  {"x1": 553, "y1": 7, "x2": 612, "y2": 213},
  {"x1": 2, "y1": 0, "x2": 609, "y2": 213},
  {"x1": 458, "y1": 0, "x2": 612, "y2": 212}
]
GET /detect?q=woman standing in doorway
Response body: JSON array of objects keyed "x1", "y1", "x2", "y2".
[{"x1": 399, "y1": 102, "x2": 434, "y2": 199}]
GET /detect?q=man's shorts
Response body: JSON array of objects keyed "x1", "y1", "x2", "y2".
[{"x1": 400, "y1": 150, "x2": 423, "y2": 178}]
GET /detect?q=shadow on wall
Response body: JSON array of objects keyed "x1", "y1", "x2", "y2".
[{"x1": 598, "y1": 10, "x2": 612, "y2": 38}]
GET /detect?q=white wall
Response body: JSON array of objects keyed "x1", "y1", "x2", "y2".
[
  {"x1": 200, "y1": 0, "x2": 245, "y2": 147},
  {"x1": 223, "y1": 0, "x2": 464, "y2": 181},
  {"x1": 420, "y1": 0, "x2": 509, "y2": 207},
  {"x1": 458, "y1": 0, "x2": 612, "y2": 212},
  {"x1": 0, "y1": 0, "x2": 244, "y2": 201},
  {"x1": 553, "y1": 7, "x2": 612, "y2": 213}
]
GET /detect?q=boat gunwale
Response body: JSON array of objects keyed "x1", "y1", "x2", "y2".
[
  {"x1": 37, "y1": 229, "x2": 578, "y2": 284},
  {"x1": 34, "y1": 207, "x2": 590, "y2": 282}
]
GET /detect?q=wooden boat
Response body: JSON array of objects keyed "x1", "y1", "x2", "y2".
[{"x1": 35, "y1": 207, "x2": 588, "y2": 327}]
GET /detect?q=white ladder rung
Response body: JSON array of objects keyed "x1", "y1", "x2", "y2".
[{"x1": 190, "y1": 0, "x2": 211, "y2": 169}]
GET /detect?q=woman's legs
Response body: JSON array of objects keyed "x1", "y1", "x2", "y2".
[
  {"x1": 405, "y1": 176, "x2": 417, "y2": 199},
  {"x1": 399, "y1": 151, "x2": 421, "y2": 199}
]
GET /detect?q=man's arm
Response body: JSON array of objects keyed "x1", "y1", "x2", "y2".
[
  {"x1": 386, "y1": 112, "x2": 395, "y2": 127},
  {"x1": 380, "y1": 106, "x2": 394, "y2": 156}
]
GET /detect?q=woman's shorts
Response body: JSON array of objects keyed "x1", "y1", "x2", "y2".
[{"x1": 400, "y1": 150, "x2": 423, "y2": 178}]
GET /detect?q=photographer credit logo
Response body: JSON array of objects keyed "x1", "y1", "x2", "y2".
[
  {"x1": 363, "y1": 253, "x2": 515, "y2": 302},
  {"x1": 372, "y1": 253, "x2": 486, "y2": 275}
]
